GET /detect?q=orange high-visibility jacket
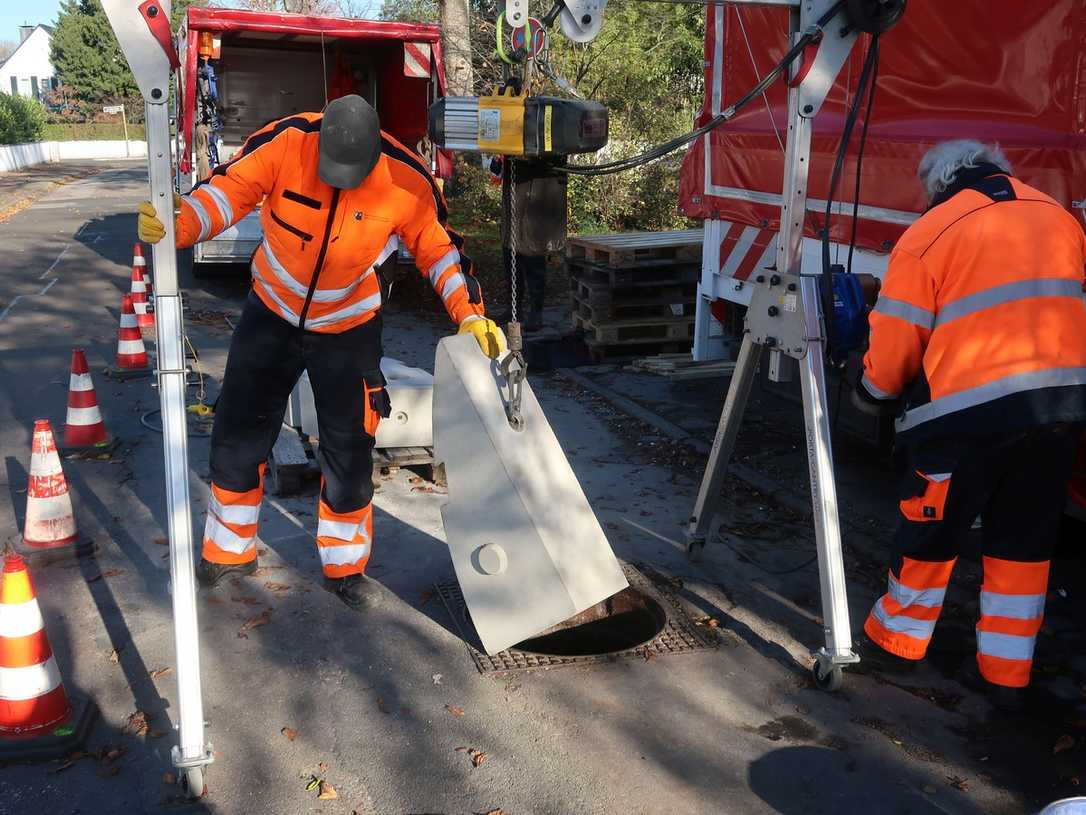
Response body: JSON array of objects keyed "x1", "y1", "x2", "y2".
[
  {"x1": 861, "y1": 173, "x2": 1086, "y2": 441},
  {"x1": 176, "y1": 112, "x2": 485, "y2": 333}
]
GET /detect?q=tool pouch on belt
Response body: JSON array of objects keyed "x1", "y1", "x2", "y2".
[
  {"x1": 898, "y1": 470, "x2": 951, "y2": 522},
  {"x1": 363, "y1": 370, "x2": 392, "y2": 438}
]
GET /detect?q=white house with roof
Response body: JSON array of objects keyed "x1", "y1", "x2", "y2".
[{"x1": 1, "y1": 24, "x2": 56, "y2": 101}]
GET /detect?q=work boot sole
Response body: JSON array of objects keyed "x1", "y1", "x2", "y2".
[
  {"x1": 324, "y1": 578, "x2": 384, "y2": 612},
  {"x1": 196, "y1": 559, "x2": 258, "y2": 589}
]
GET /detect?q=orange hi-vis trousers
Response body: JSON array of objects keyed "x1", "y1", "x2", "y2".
[
  {"x1": 864, "y1": 424, "x2": 1077, "y2": 688},
  {"x1": 202, "y1": 294, "x2": 390, "y2": 578}
]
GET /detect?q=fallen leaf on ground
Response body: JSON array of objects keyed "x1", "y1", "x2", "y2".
[
  {"x1": 445, "y1": 705, "x2": 465, "y2": 717},
  {"x1": 252, "y1": 566, "x2": 286, "y2": 576},
  {"x1": 163, "y1": 772, "x2": 176, "y2": 784},
  {"x1": 1055, "y1": 734, "x2": 1076, "y2": 754},
  {"x1": 239, "y1": 609, "x2": 272, "y2": 632},
  {"x1": 318, "y1": 762, "x2": 329, "y2": 773},
  {"x1": 122, "y1": 711, "x2": 151, "y2": 737},
  {"x1": 947, "y1": 775, "x2": 968, "y2": 791},
  {"x1": 317, "y1": 780, "x2": 338, "y2": 800},
  {"x1": 231, "y1": 595, "x2": 260, "y2": 606},
  {"x1": 694, "y1": 616, "x2": 719, "y2": 628},
  {"x1": 258, "y1": 548, "x2": 268, "y2": 556},
  {"x1": 477, "y1": 809, "x2": 510, "y2": 815},
  {"x1": 149, "y1": 666, "x2": 172, "y2": 680},
  {"x1": 101, "y1": 569, "x2": 123, "y2": 578},
  {"x1": 470, "y1": 750, "x2": 488, "y2": 768},
  {"x1": 153, "y1": 538, "x2": 168, "y2": 546},
  {"x1": 86, "y1": 574, "x2": 103, "y2": 583},
  {"x1": 264, "y1": 582, "x2": 291, "y2": 592},
  {"x1": 48, "y1": 760, "x2": 76, "y2": 774},
  {"x1": 281, "y1": 727, "x2": 297, "y2": 742},
  {"x1": 376, "y1": 697, "x2": 390, "y2": 714},
  {"x1": 640, "y1": 646, "x2": 656, "y2": 662},
  {"x1": 108, "y1": 648, "x2": 122, "y2": 664},
  {"x1": 97, "y1": 765, "x2": 121, "y2": 778},
  {"x1": 432, "y1": 673, "x2": 443, "y2": 685},
  {"x1": 418, "y1": 589, "x2": 434, "y2": 606}
]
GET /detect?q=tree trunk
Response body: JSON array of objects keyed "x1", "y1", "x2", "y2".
[{"x1": 440, "y1": 0, "x2": 474, "y2": 96}]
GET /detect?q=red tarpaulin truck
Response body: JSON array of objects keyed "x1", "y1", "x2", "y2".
[
  {"x1": 678, "y1": 0, "x2": 1086, "y2": 516},
  {"x1": 176, "y1": 7, "x2": 448, "y2": 270}
]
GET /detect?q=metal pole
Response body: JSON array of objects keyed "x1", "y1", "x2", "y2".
[
  {"x1": 122, "y1": 106, "x2": 130, "y2": 157},
  {"x1": 685, "y1": 333, "x2": 762, "y2": 556},
  {"x1": 145, "y1": 99, "x2": 207, "y2": 774}
]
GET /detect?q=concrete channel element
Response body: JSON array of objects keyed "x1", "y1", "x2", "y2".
[{"x1": 434, "y1": 334, "x2": 629, "y2": 655}]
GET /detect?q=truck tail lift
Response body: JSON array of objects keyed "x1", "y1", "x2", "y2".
[
  {"x1": 447, "y1": 0, "x2": 903, "y2": 690},
  {"x1": 99, "y1": 0, "x2": 212, "y2": 797}
]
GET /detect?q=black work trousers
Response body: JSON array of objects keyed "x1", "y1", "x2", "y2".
[{"x1": 210, "y1": 292, "x2": 385, "y2": 513}]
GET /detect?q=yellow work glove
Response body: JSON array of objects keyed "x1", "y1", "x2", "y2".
[
  {"x1": 137, "y1": 193, "x2": 183, "y2": 244},
  {"x1": 458, "y1": 317, "x2": 506, "y2": 359}
]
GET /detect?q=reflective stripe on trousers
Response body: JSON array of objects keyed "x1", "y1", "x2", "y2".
[
  {"x1": 864, "y1": 557, "x2": 956, "y2": 660},
  {"x1": 315, "y1": 498, "x2": 373, "y2": 578},
  {"x1": 975, "y1": 556, "x2": 1049, "y2": 687},
  {"x1": 201, "y1": 475, "x2": 263, "y2": 565}
]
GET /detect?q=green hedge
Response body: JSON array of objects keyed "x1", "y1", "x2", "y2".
[
  {"x1": 42, "y1": 122, "x2": 147, "y2": 142},
  {"x1": 0, "y1": 94, "x2": 46, "y2": 144}
]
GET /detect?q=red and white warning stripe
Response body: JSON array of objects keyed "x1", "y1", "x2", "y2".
[
  {"x1": 130, "y1": 267, "x2": 153, "y2": 328},
  {"x1": 403, "y1": 42, "x2": 431, "y2": 79},
  {"x1": 718, "y1": 222, "x2": 775, "y2": 282}
]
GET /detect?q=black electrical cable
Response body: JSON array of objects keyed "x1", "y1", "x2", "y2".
[
  {"x1": 846, "y1": 36, "x2": 879, "y2": 276},
  {"x1": 819, "y1": 33, "x2": 881, "y2": 356},
  {"x1": 553, "y1": 2, "x2": 845, "y2": 176}
]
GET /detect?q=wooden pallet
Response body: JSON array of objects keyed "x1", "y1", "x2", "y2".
[
  {"x1": 569, "y1": 275, "x2": 696, "y2": 307},
  {"x1": 584, "y1": 339, "x2": 690, "y2": 364},
  {"x1": 571, "y1": 291, "x2": 694, "y2": 323},
  {"x1": 572, "y1": 312, "x2": 696, "y2": 345},
  {"x1": 568, "y1": 230, "x2": 703, "y2": 266},
  {"x1": 629, "y1": 353, "x2": 737, "y2": 381},
  {"x1": 567, "y1": 257, "x2": 700, "y2": 289}
]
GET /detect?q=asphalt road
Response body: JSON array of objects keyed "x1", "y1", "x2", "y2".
[{"x1": 0, "y1": 164, "x2": 1075, "y2": 814}]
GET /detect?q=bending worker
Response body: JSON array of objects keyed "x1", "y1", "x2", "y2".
[
  {"x1": 852, "y1": 140, "x2": 1086, "y2": 707},
  {"x1": 138, "y1": 95, "x2": 505, "y2": 611}
]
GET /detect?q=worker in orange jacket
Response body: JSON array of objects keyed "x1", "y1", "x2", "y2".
[
  {"x1": 138, "y1": 95, "x2": 505, "y2": 611},
  {"x1": 852, "y1": 139, "x2": 1086, "y2": 707}
]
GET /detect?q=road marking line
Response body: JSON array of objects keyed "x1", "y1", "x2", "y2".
[
  {"x1": 267, "y1": 498, "x2": 311, "y2": 534},
  {"x1": 0, "y1": 278, "x2": 59, "y2": 323},
  {"x1": 41, "y1": 245, "x2": 70, "y2": 279}
]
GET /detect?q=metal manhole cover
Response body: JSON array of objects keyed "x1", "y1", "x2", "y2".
[{"x1": 435, "y1": 562, "x2": 719, "y2": 675}]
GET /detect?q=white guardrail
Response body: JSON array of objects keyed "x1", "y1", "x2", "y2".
[{"x1": 0, "y1": 140, "x2": 149, "y2": 172}]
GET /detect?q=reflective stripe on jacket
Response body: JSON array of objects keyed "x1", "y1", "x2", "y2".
[
  {"x1": 176, "y1": 112, "x2": 484, "y2": 333},
  {"x1": 862, "y1": 174, "x2": 1086, "y2": 441}
]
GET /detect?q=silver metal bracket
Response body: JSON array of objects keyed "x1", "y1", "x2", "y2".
[
  {"x1": 796, "y1": 3, "x2": 859, "y2": 119},
  {"x1": 506, "y1": 0, "x2": 528, "y2": 29},
  {"x1": 171, "y1": 743, "x2": 215, "y2": 770},
  {"x1": 559, "y1": 0, "x2": 608, "y2": 42},
  {"x1": 746, "y1": 273, "x2": 809, "y2": 359}
]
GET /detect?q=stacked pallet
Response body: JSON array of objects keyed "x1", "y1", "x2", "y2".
[
  {"x1": 629, "y1": 353, "x2": 736, "y2": 381},
  {"x1": 567, "y1": 230, "x2": 703, "y2": 361}
]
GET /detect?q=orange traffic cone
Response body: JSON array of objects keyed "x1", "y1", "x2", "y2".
[
  {"x1": 0, "y1": 552, "x2": 70, "y2": 736},
  {"x1": 116, "y1": 294, "x2": 149, "y2": 372},
  {"x1": 130, "y1": 265, "x2": 153, "y2": 329},
  {"x1": 63, "y1": 349, "x2": 109, "y2": 449},
  {"x1": 0, "y1": 551, "x2": 96, "y2": 757},
  {"x1": 22, "y1": 421, "x2": 78, "y2": 551}
]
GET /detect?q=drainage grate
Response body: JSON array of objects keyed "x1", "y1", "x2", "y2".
[{"x1": 435, "y1": 562, "x2": 718, "y2": 676}]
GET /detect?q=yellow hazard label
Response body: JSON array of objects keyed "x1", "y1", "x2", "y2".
[{"x1": 544, "y1": 105, "x2": 553, "y2": 153}]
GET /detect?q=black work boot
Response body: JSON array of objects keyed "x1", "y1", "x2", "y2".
[
  {"x1": 328, "y1": 573, "x2": 384, "y2": 612},
  {"x1": 959, "y1": 663, "x2": 1026, "y2": 714},
  {"x1": 196, "y1": 557, "x2": 257, "y2": 589},
  {"x1": 853, "y1": 634, "x2": 919, "y2": 676}
]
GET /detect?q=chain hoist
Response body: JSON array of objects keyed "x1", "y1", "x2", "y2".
[{"x1": 500, "y1": 156, "x2": 528, "y2": 431}]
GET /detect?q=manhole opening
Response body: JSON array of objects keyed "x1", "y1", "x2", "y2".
[{"x1": 511, "y1": 587, "x2": 667, "y2": 657}]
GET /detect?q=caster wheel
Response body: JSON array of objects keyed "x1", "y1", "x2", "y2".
[
  {"x1": 812, "y1": 660, "x2": 843, "y2": 692},
  {"x1": 181, "y1": 767, "x2": 206, "y2": 799}
]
